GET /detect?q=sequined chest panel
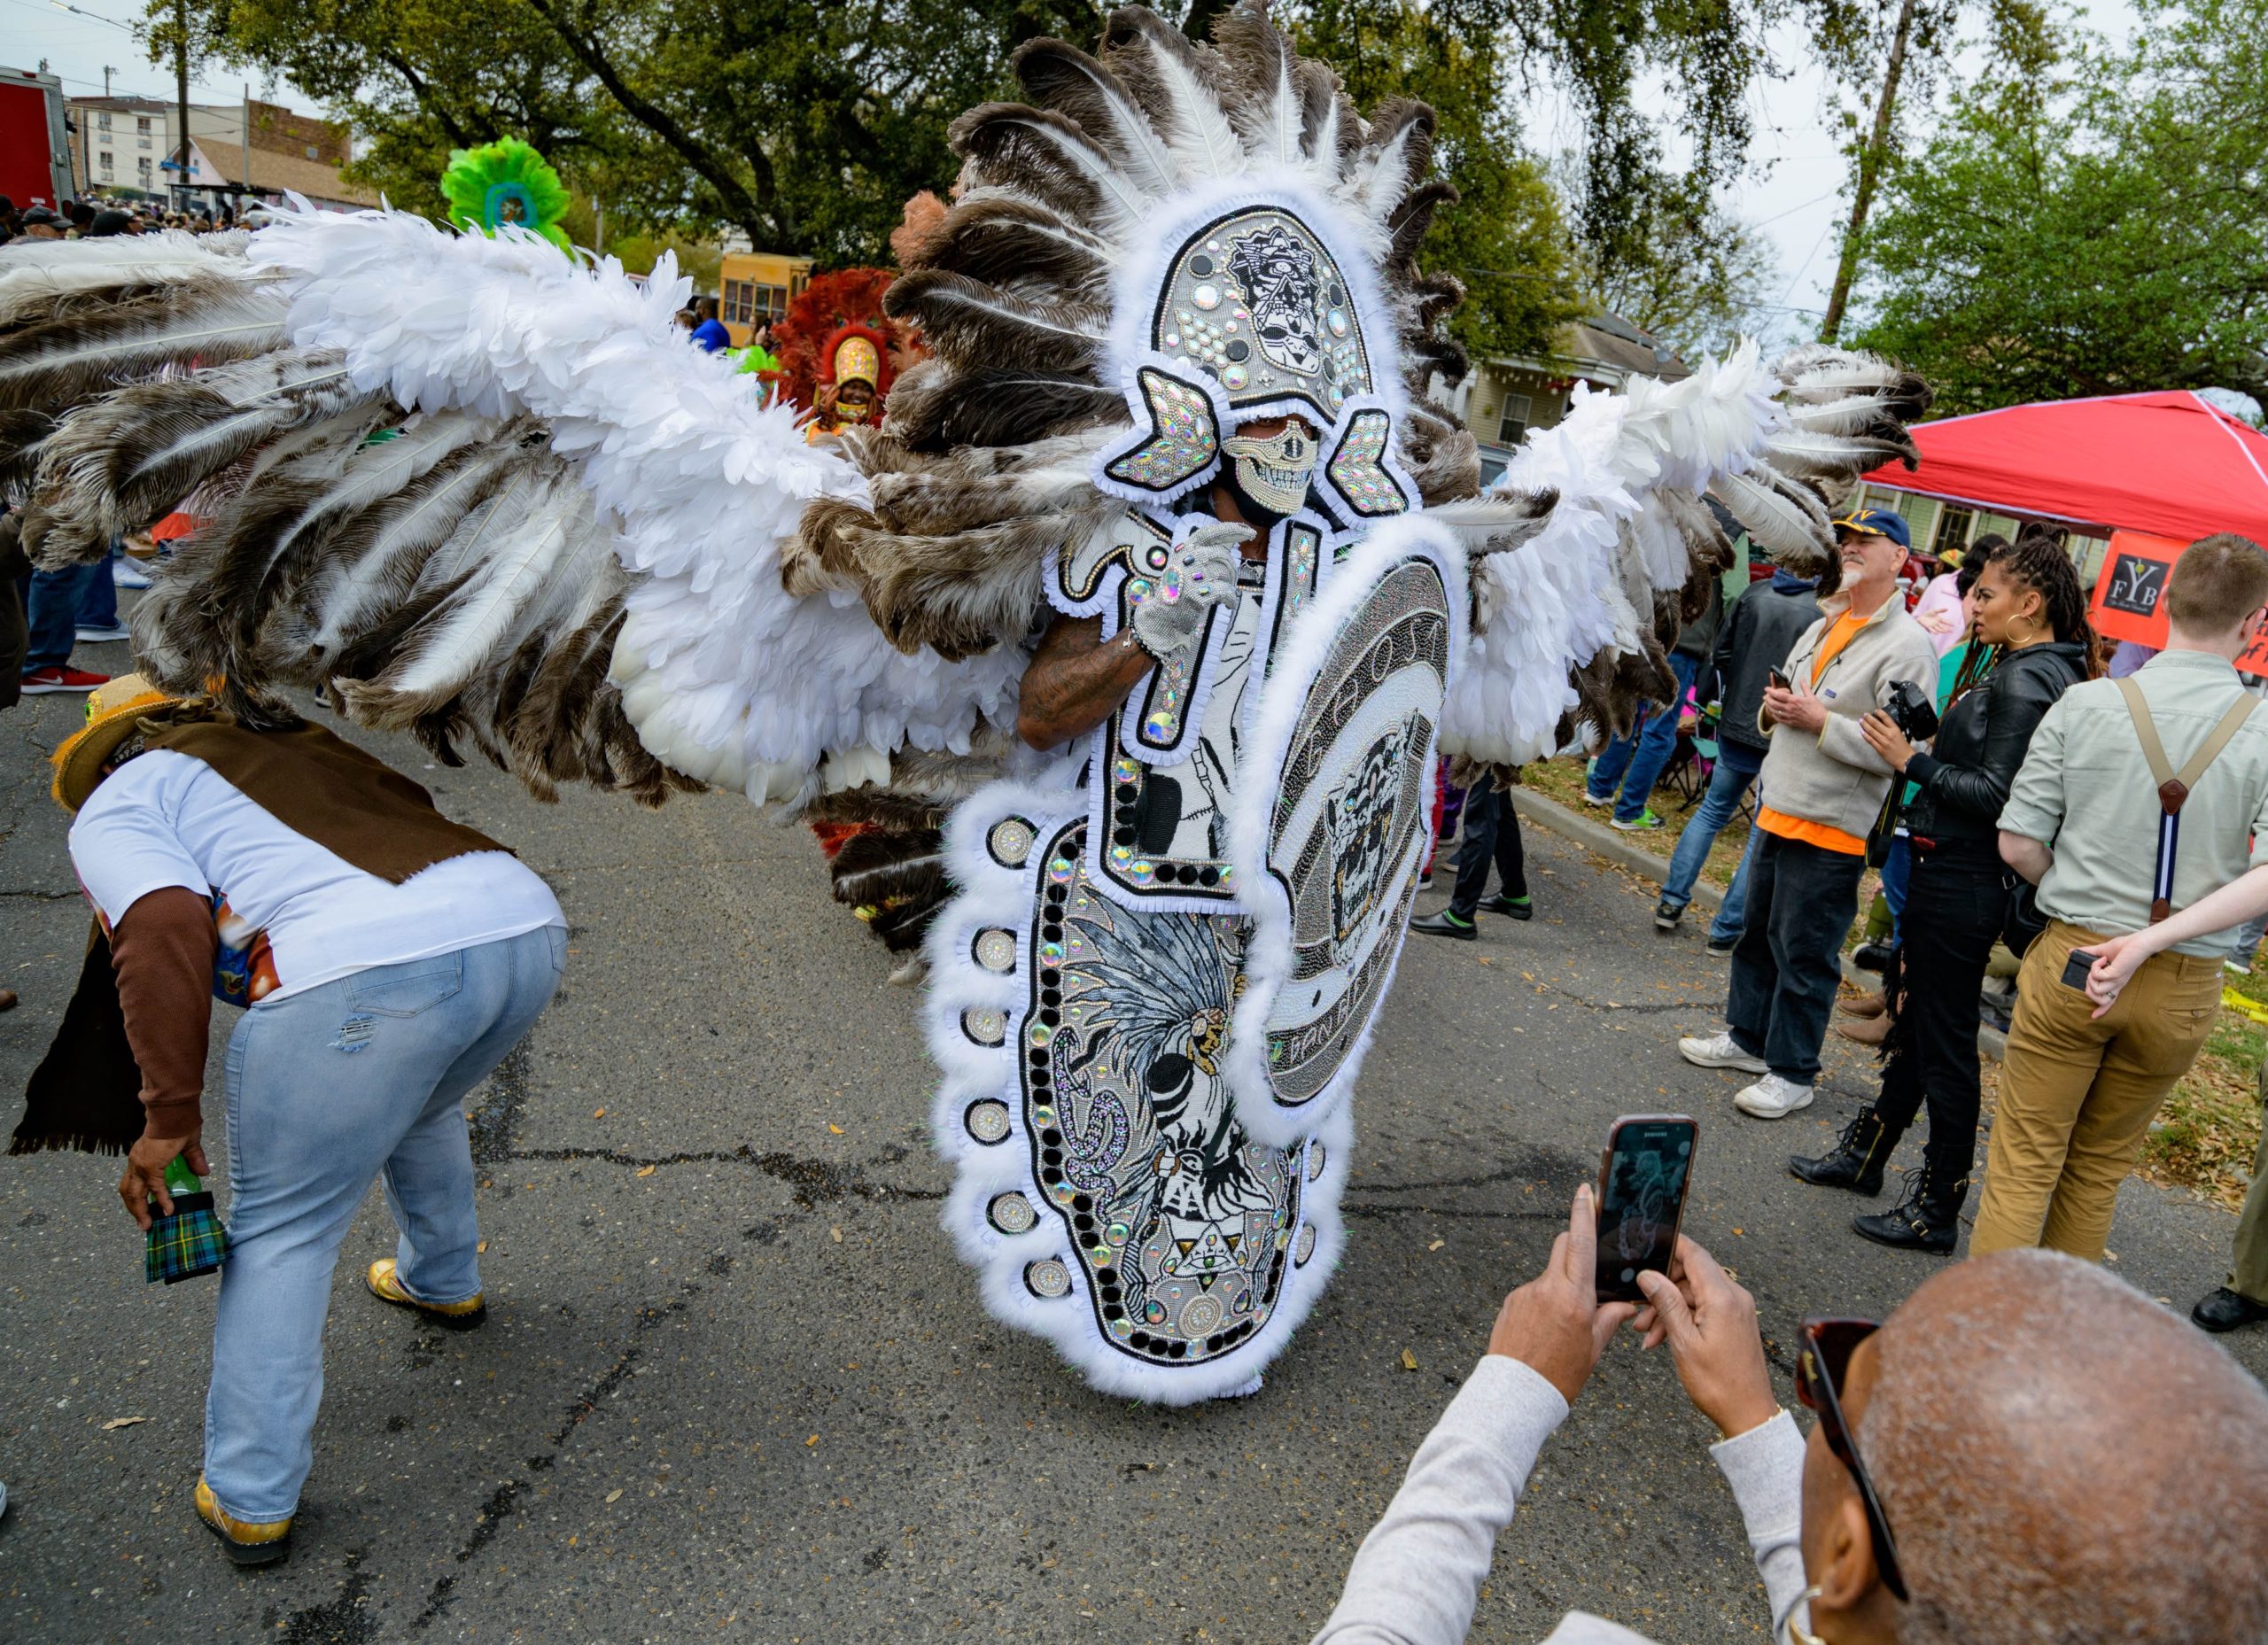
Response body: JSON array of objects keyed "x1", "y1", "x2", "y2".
[{"x1": 1049, "y1": 508, "x2": 1332, "y2": 912}]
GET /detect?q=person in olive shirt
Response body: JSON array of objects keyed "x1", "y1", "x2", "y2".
[
  {"x1": 1790, "y1": 531, "x2": 2093, "y2": 1252},
  {"x1": 1990, "y1": 533, "x2": 2268, "y2": 1262}
]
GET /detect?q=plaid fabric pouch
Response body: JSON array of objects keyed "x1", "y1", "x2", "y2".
[{"x1": 145, "y1": 1159, "x2": 227, "y2": 1284}]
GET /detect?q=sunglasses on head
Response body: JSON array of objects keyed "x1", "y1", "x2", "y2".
[{"x1": 1796, "y1": 1317, "x2": 1908, "y2": 1603}]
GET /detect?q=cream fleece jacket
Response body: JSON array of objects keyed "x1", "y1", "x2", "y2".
[{"x1": 1754, "y1": 593, "x2": 1938, "y2": 843}]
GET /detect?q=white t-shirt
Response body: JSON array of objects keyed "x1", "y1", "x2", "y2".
[{"x1": 69, "y1": 749, "x2": 563, "y2": 1002}]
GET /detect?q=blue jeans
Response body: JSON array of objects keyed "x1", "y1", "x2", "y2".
[
  {"x1": 1710, "y1": 815, "x2": 1762, "y2": 946},
  {"x1": 204, "y1": 925, "x2": 564, "y2": 1521},
  {"x1": 1586, "y1": 652, "x2": 1698, "y2": 824},
  {"x1": 18, "y1": 557, "x2": 117, "y2": 671},
  {"x1": 1879, "y1": 836, "x2": 1912, "y2": 945},
  {"x1": 1661, "y1": 741, "x2": 1763, "y2": 913}
]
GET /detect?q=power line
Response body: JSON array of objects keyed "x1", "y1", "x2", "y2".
[{"x1": 13, "y1": 0, "x2": 140, "y2": 33}]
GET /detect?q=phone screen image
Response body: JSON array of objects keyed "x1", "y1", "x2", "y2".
[{"x1": 1596, "y1": 1116, "x2": 1697, "y2": 1302}]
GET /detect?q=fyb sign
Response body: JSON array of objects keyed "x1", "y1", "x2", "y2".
[
  {"x1": 2090, "y1": 528, "x2": 2268, "y2": 678},
  {"x1": 2101, "y1": 552, "x2": 2170, "y2": 619}
]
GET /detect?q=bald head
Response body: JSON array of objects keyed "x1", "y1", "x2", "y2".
[{"x1": 1857, "y1": 1251, "x2": 2268, "y2": 1643}]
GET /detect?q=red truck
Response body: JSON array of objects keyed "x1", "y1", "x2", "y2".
[{"x1": 0, "y1": 65, "x2": 74, "y2": 212}]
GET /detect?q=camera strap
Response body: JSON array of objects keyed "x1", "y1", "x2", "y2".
[{"x1": 2115, "y1": 677, "x2": 2255, "y2": 922}]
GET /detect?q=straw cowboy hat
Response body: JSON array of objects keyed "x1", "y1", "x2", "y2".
[{"x1": 50, "y1": 672, "x2": 181, "y2": 812}]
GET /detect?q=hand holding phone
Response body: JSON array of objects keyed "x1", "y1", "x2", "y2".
[
  {"x1": 1596, "y1": 1114, "x2": 1698, "y2": 1302},
  {"x1": 1767, "y1": 666, "x2": 1793, "y2": 693},
  {"x1": 2060, "y1": 949, "x2": 2099, "y2": 991}
]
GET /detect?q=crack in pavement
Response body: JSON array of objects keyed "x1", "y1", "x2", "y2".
[
  {"x1": 403, "y1": 1286, "x2": 697, "y2": 1633},
  {"x1": 506, "y1": 1142, "x2": 945, "y2": 1203}
]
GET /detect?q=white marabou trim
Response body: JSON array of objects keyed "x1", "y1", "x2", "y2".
[{"x1": 1222, "y1": 512, "x2": 1468, "y2": 1151}]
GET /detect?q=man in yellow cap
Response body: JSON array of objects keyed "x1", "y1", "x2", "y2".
[{"x1": 37, "y1": 678, "x2": 566, "y2": 1565}]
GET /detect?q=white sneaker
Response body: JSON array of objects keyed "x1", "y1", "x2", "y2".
[
  {"x1": 113, "y1": 558, "x2": 153, "y2": 588},
  {"x1": 1734, "y1": 1073, "x2": 1814, "y2": 1119},
  {"x1": 1678, "y1": 1029, "x2": 1767, "y2": 1073}
]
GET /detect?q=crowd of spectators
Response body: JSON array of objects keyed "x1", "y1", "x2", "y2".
[{"x1": 0, "y1": 192, "x2": 242, "y2": 247}]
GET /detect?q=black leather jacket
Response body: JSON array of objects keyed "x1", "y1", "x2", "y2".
[{"x1": 1902, "y1": 640, "x2": 2089, "y2": 845}]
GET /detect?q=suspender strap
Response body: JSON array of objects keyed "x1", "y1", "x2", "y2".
[{"x1": 2114, "y1": 676, "x2": 2256, "y2": 922}]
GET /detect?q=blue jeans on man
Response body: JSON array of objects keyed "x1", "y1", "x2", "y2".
[
  {"x1": 1586, "y1": 652, "x2": 1699, "y2": 825},
  {"x1": 18, "y1": 556, "x2": 120, "y2": 673},
  {"x1": 1711, "y1": 824, "x2": 1757, "y2": 945},
  {"x1": 201, "y1": 926, "x2": 563, "y2": 1523},
  {"x1": 1659, "y1": 739, "x2": 1763, "y2": 919}
]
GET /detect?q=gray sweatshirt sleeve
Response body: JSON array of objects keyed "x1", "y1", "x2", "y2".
[
  {"x1": 1309, "y1": 1354, "x2": 1569, "y2": 1645},
  {"x1": 1707, "y1": 1410, "x2": 1813, "y2": 1641},
  {"x1": 1310, "y1": 1356, "x2": 1813, "y2": 1645}
]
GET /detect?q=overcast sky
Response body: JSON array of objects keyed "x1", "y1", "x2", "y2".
[{"x1": 8, "y1": 0, "x2": 2137, "y2": 345}]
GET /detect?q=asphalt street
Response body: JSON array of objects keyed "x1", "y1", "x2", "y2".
[{"x1": 2, "y1": 659, "x2": 2261, "y2": 1644}]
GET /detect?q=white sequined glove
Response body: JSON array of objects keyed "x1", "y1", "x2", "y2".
[{"x1": 1130, "y1": 522, "x2": 1243, "y2": 662}]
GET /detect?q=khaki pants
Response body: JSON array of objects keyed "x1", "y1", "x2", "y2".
[
  {"x1": 1972, "y1": 919, "x2": 2222, "y2": 1260},
  {"x1": 2232, "y1": 1091, "x2": 2268, "y2": 1303}
]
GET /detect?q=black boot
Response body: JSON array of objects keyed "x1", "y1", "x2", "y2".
[
  {"x1": 1789, "y1": 1108, "x2": 1892, "y2": 1195},
  {"x1": 1852, "y1": 1162, "x2": 1968, "y2": 1253}
]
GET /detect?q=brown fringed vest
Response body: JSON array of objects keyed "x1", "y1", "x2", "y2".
[{"x1": 12, "y1": 718, "x2": 510, "y2": 1156}]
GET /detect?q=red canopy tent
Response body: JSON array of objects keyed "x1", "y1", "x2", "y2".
[
  {"x1": 1858, "y1": 390, "x2": 2268, "y2": 544},
  {"x1": 1860, "y1": 391, "x2": 2268, "y2": 672}
]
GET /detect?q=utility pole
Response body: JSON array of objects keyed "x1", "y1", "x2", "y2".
[
  {"x1": 241, "y1": 81, "x2": 251, "y2": 210},
  {"x1": 103, "y1": 65, "x2": 114, "y2": 96},
  {"x1": 594, "y1": 199, "x2": 603, "y2": 255},
  {"x1": 170, "y1": 0, "x2": 188, "y2": 208},
  {"x1": 1817, "y1": 0, "x2": 1922, "y2": 344}
]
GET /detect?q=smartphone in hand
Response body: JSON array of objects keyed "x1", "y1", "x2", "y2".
[
  {"x1": 1595, "y1": 1114, "x2": 1698, "y2": 1302},
  {"x1": 1767, "y1": 666, "x2": 1793, "y2": 692},
  {"x1": 2061, "y1": 949, "x2": 2099, "y2": 991}
]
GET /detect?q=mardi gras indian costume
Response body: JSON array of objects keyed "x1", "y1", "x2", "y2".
[{"x1": 0, "y1": 4, "x2": 1924, "y2": 1403}]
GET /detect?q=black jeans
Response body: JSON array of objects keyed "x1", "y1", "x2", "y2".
[
  {"x1": 1727, "y1": 832, "x2": 1867, "y2": 1082},
  {"x1": 1446, "y1": 777, "x2": 1527, "y2": 920},
  {"x1": 1872, "y1": 842, "x2": 2006, "y2": 1180}
]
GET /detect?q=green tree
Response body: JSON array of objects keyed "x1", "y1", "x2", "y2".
[
  {"x1": 1810, "y1": 0, "x2": 2053, "y2": 341},
  {"x1": 1291, "y1": 0, "x2": 1581, "y2": 360},
  {"x1": 1557, "y1": 165, "x2": 1777, "y2": 361},
  {"x1": 1854, "y1": 0, "x2": 2268, "y2": 412}
]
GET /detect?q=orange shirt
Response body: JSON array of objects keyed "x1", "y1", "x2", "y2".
[{"x1": 1756, "y1": 610, "x2": 1870, "y2": 856}]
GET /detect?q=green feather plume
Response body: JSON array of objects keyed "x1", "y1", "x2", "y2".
[{"x1": 440, "y1": 139, "x2": 575, "y2": 255}]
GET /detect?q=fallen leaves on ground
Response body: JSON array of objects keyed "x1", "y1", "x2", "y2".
[
  {"x1": 634, "y1": 1164, "x2": 657, "y2": 1178},
  {"x1": 1400, "y1": 1349, "x2": 1418, "y2": 1371},
  {"x1": 101, "y1": 1416, "x2": 147, "y2": 1431}
]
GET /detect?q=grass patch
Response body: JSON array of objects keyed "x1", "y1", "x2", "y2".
[
  {"x1": 2143, "y1": 997, "x2": 2264, "y2": 1210},
  {"x1": 1517, "y1": 757, "x2": 1756, "y2": 893}
]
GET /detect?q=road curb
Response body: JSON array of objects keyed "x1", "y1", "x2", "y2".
[{"x1": 1506, "y1": 784, "x2": 2010, "y2": 1061}]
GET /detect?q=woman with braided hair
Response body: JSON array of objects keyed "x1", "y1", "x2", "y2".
[{"x1": 1791, "y1": 527, "x2": 2096, "y2": 1252}]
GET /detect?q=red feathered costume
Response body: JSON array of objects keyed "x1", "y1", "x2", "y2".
[{"x1": 767, "y1": 270, "x2": 923, "y2": 437}]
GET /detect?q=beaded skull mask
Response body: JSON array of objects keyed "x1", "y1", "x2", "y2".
[{"x1": 1096, "y1": 198, "x2": 1410, "y2": 526}]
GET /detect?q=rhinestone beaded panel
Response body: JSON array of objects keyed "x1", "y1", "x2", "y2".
[
  {"x1": 1324, "y1": 407, "x2": 1408, "y2": 518},
  {"x1": 1021, "y1": 818, "x2": 1302, "y2": 1367}
]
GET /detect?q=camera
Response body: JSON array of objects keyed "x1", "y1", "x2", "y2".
[{"x1": 1883, "y1": 678, "x2": 1939, "y2": 742}]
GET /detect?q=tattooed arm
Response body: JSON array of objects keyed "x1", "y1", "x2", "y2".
[{"x1": 1017, "y1": 614, "x2": 1154, "y2": 751}]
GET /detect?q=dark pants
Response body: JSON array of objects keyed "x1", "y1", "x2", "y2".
[
  {"x1": 1727, "y1": 831, "x2": 1866, "y2": 1083},
  {"x1": 1445, "y1": 777, "x2": 1527, "y2": 920},
  {"x1": 1871, "y1": 843, "x2": 2005, "y2": 1181}
]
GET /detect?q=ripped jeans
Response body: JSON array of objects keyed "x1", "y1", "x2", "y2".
[{"x1": 204, "y1": 925, "x2": 564, "y2": 1521}]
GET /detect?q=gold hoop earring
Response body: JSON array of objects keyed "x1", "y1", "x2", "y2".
[{"x1": 1789, "y1": 1586, "x2": 1829, "y2": 1645}]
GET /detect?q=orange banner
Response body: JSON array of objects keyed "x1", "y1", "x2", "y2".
[{"x1": 2089, "y1": 529, "x2": 2268, "y2": 676}]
